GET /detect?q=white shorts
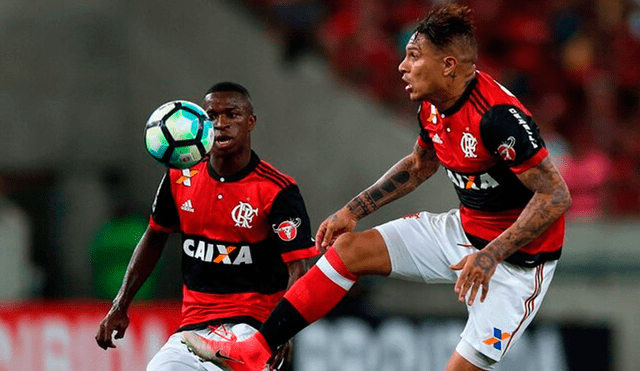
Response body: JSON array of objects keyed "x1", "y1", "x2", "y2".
[
  {"x1": 147, "y1": 323, "x2": 267, "y2": 371},
  {"x1": 375, "y1": 209, "x2": 557, "y2": 370}
]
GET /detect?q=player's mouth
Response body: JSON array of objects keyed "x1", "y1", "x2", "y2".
[
  {"x1": 215, "y1": 135, "x2": 233, "y2": 149},
  {"x1": 402, "y1": 77, "x2": 413, "y2": 93}
]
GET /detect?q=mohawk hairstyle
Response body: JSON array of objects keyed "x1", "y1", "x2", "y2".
[
  {"x1": 205, "y1": 81, "x2": 252, "y2": 100},
  {"x1": 414, "y1": 3, "x2": 477, "y2": 53}
]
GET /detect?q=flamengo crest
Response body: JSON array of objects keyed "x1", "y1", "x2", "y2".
[
  {"x1": 231, "y1": 201, "x2": 258, "y2": 228},
  {"x1": 460, "y1": 132, "x2": 478, "y2": 158}
]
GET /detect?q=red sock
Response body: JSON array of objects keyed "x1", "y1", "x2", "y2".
[
  {"x1": 284, "y1": 248, "x2": 359, "y2": 323},
  {"x1": 259, "y1": 248, "x2": 360, "y2": 351}
]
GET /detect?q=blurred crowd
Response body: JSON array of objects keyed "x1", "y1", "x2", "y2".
[{"x1": 243, "y1": 0, "x2": 640, "y2": 221}]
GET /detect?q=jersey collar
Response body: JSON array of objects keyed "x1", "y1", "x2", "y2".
[
  {"x1": 439, "y1": 76, "x2": 478, "y2": 117},
  {"x1": 206, "y1": 150, "x2": 260, "y2": 182}
]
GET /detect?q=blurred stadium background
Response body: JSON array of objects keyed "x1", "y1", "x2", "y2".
[{"x1": 1, "y1": 0, "x2": 639, "y2": 370}]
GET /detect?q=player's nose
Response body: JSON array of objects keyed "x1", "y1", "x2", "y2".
[
  {"x1": 398, "y1": 57, "x2": 409, "y2": 73},
  {"x1": 214, "y1": 116, "x2": 229, "y2": 130}
]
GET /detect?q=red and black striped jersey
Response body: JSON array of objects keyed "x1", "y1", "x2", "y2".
[
  {"x1": 417, "y1": 71, "x2": 565, "y2": 267},
  {"x1": 149, "y1": 151, "x2": 319, "y2": 330}
]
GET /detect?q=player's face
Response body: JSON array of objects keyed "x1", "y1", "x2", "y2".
[
  {"x1": 398, "y1": 33, "x2": 444, "y2": 101},
  {"x1": 202, "y1": 91, "x2": 256, "y2": 156}
]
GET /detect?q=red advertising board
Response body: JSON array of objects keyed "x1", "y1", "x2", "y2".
[{"x1": 0, "y1": 300, "x2": 182, "y2": 371}]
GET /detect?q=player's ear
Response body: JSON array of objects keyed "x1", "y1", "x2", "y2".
[
  {"x1": 443, "y1": 55, "x2": 458, "y2": 77},
  {"x1": 248, "y1": 114, "x2": 257, "y2": 132}
]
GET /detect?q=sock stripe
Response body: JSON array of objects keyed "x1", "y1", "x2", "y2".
[
  {"x1": 324, "y1": 248, "x2": 359, "y2": 281},
  {"x1": 316, "y1": 256, "x2": 356, "y2": 291}
]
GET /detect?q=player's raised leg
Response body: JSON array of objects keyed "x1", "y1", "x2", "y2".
[
  {"x1": 182, "y1": 229, "x2": 391, "y2": 370},
  {"x1": 445, "y1": 351, "x2": 488, "y2": 371}
]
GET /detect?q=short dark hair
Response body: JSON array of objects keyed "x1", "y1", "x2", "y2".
[
  {"x1": 205, "y1": 81, "x2": 251, "y2": 99},
  {"x1": 415, "y1": 3, "x2": 477, "y2": 53}
]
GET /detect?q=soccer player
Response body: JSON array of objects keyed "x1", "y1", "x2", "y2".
[
  {"x1": 95, "y1": 82, "x2": 319, "y2": 371},
  {"x1": 181, "y1": 4, "x2": 572, "y2": 371}
]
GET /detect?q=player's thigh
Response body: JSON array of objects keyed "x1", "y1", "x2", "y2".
[
  {"x1": 459, "y1": 260, "x2": 558, "y2": 365},
  {"x1": 446, "y1": 351, "x2": 487, "y2": 371},
  {"x1": 374, "y1": 209, "x2": 471, "y2": 282}
]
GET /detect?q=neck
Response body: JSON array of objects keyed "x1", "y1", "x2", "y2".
[
  {"x1": 209, "y1": 148, "x2": 253, "y2": 176},
  {"x1": 432, "y1": 69, "x2": 476, "y2": 112}
]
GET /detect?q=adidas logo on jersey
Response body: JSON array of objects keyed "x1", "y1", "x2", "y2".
[
  {"x1": 432, "y1": 133, "x2": 443, "y2": 144},
  {"x1": 181, "y1": 199, "x2": 195, "y2": 212}
]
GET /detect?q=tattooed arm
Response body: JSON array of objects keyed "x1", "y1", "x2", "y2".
[
  {"x1": 316, "y1": 141, "x2": 440, "y2": 249},
  {"x1": 451, "y1": 156, "x2": 571, "y2": 305},
  {"x1": 347, "y1": 141, "x2": 440, "y2": 219}
]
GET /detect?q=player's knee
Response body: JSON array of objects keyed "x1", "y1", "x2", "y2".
[
  {"x1": 333, "y1": 231, "x2": 357, "y2": 250},
  {"x1": 333, "y1": 230, "x2": 389, "y2": 275},
  {"x1": 332, "y1": 232, "x2": 362, "y2": 271}
]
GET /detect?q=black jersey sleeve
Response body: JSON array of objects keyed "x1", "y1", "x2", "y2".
[
  {"x1": 480, "y1": 105, "x2": 546, "y2": 168},
  {"x1": 268, "y1": 185, "x2": 315, "y2": 254},
  {"x1": 417, "y1": 104, "x2": 433, "y2": 147},
  {"x1": 150, "y1": 171, "x2": 180, "y2": 230}
]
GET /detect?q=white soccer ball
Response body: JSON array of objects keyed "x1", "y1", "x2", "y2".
[{"x1": 144, "y1": 100, "x2": 214, "y2": 169}]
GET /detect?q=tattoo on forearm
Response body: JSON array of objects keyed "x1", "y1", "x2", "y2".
[
  {"x1": 347, "y1": 193, "x2": 378, "y2": 219},
  {"x1": 370, "y1": 171, "x2": 411, "y2": 200},
  {"x1": 347, "y1": 170, "x2": 411, "y2": 219}
]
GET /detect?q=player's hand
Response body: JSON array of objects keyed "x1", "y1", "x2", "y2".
[
  {"x1": 267, "y1": 339, "x2": 293, "y2": 371},
  {"x1": 315, "y1": 208, "x2": 357, "y2": 252},
  {"x1": 450, "y1": 250, "x2": 498, "y2": 306},
  {"x1": 95, "y1": 305, "x2": 130, "y2": 350}
]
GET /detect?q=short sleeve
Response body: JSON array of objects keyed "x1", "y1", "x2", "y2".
[
  {"x1": 149, "y1": 171, "x2": 180, "y2": 233},
  {"x1": 269, "y1": 185, "x2": 318, "y2": 263},
  {"x1": 417, "y1": 104, "x2": 434, "y2": 149},
  {"x1": 480, "y1": 105, "x2": 548, "y2": 173}
]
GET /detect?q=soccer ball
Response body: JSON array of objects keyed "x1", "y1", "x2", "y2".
[{"x1": 144, "y1": 100, "x2": 214, "y2": 169}]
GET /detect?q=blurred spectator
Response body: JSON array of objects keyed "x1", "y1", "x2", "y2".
[
  {"x1": 90, "y1": 211, "x2": 152, "y2": 299},
  {"x1": 558, "y1": 130, "x2": 612, "y2": 222},
  {"x1": 607, "y1": 126, "x2": 640, "y2": 217},
  {"x1": 0, "y1": 177, "x2": 36, "y2": 298},
  {"x1": 89, "y1": 170, "x2": 160, "y2": 300},
  {"x1": 246, "y1": 0, "x2": 328, "y2": 65}
]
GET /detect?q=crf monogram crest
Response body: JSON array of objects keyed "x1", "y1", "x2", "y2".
[
  {"x1": 460, "y1": 132, "x2": 478, "y2": 158},
  {"x1": 231, "y1": 201, "x2": 258, "y2": 228}
]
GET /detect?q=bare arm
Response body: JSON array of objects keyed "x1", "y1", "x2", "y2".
[
  {"x1": 317, "y1": 141, "x2": 440, "y2": 249},
  {"x1": 112, "y1": 226, "x2": 169, "y2": 310},
  {"x1": 346, "y1": 141, "x2": 440, "y2": 220},
  {"x1": 285, "y1": 259, "x2": 308, "y2": 289},
  {"x1": 96, "y1": 226, "x2": 169, "y2": 349},
  {"x1": 452, "y1": 156, "x2": 571, "y2": 305},
  {"x1": 484, "y1": 157, "x2": 571, "y2": 261}
]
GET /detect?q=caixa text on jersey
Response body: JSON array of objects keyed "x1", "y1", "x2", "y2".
[{"x1": 183, "y1": 238, "x2": 253, "y2": 265}]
